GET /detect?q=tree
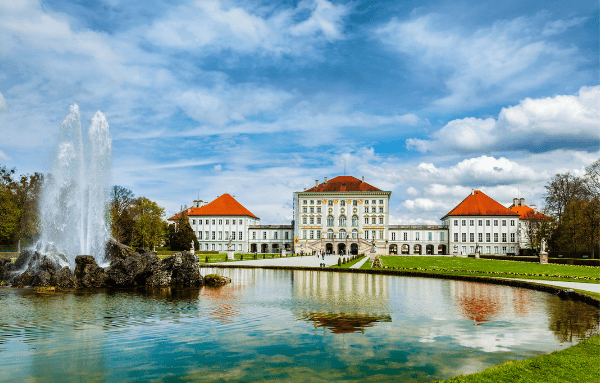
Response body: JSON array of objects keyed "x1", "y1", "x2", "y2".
[
  {"x1": 0, "y1": 165, "x2": 43, "y2": 249},
  {"x1": 168, "y1": 211, "x2": 199, "y2": 251},
  {"x1": 131, "y1": 197, "x2": 166, "y2": 250},
  {"x1": 109, "y1": 186, "x2": 136, "y2": 244},
  {"x1": 0, "y1": 185, "x2": 20, "y2": 245},
  {"x1": 583, "y1": 158, "x2": 600, "y2": 198},
  {"x1": 544, "y1": 172, "x2": 584, "y2": 220}
]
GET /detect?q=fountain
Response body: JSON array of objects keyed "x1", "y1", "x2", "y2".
[{"x1": 36, "y1": 104, "x2": 112, "y2": 268}]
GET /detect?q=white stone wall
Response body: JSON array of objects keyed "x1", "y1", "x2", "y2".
[
  {"x1": 248, "y1": 225, "x2": 294, "y2": 253},
  {"x1": 189, "y1": 215, "x2": 260, "y2": 253},
  {"x1": 444, "y1": 216, "x2": 519, "y2": 256}
]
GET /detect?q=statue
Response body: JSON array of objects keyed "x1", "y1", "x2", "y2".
[
  {"x1": 227, "y1": 236, "x2": 234, "y2": 251},
  {"x1": 190, "y1": 240, "x2": 195, "y2": 255},
  {"x1": 370, "y1": 238, "x2": 376, "y2": 253}
]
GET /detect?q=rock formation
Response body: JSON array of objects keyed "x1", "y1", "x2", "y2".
[{"x1": 0, "y1": 240, "x2": 205, "y2": 289}]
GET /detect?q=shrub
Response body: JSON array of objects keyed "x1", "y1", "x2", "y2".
[
  {"x1": 205, "y1": 255, "x2": 209, "y2": 263},
  {"x1": 338, "y1": 258, "x2": 342, "y2": 267},
  {"x1": 240, "y1": 254, "x2": 244, "y2": 261}
]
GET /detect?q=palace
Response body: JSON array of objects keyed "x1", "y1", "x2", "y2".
[{"x1": 168, "y1": 175, "x2": 524, "y2": 256}]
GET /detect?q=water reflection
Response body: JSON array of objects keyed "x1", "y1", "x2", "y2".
[{"x1": 1, "y1": 270, "x2": 599, "y2": 383}]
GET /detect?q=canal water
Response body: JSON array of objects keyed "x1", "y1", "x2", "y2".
[{"x1": 0, "y1": 269, "x2": 598, "y2": 382}]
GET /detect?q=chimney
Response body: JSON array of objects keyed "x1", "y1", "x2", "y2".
[
  {"x1": 324, "y1": 177, "x2": 327, "y2": 183},
  {"x1": 304, "y1": 188, "x2": 306, "y2": 191},
  {"x1": 471, "y1": 189, "x2": 474, "y2": 195},
  {"x1": 531, "y1": 204, "x2": 537, "y2": 213},
  {"x1": 519, "y1": 198, "x2": 525, "y2": 206},
  {"x1": 361, "y1": 176, "x2": 364, "y2": 182},
  {"x1": 513, "y1": 198, "x2": 518, "y2": 207},
  {"x1": 315, "y1": 180, "x2": 318, "y2": 187}
]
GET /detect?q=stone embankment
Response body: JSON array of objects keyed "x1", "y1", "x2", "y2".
[{"x1": 0, "y1": 240, "x2": 207, "y2": 289}]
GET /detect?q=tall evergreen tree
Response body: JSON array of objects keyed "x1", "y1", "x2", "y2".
[{"x1": 168, "y1": 211, "x2": 199, "y2": 251}]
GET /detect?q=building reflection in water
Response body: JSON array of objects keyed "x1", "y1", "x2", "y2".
[{"x1": 291, "y1": 270, "x2": 392, "y2": 334}]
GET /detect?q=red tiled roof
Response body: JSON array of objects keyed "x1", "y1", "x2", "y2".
[
  {"x1": 509, "y1": 204, "x2": 550, "y2": 220},
  {"x1": 304, "y1": 176, "x2": 382, "y2": 192},
  {"x1": 442, "y1": 190, "x2": 520, "y2": 219},
  {"x1": 168, "y1": 193, "x2": 259, "y2": 220}
]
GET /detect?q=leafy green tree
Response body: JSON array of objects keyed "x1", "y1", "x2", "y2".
[
  {"x1": 168, "y1": 211, "x2": 199, "y2": 251},
  {"x1": 109, "y1": 185, "x2": 136, "y2": 245},
  {"x1": 131, "y1": 197, "x2": 166, "y2": 250},
  {"x1": 0, "y1": 186, "x2": 20, "y2": 245},
  {"x1": 0, "y1": 165, "x2": 43, "y2": 249}
]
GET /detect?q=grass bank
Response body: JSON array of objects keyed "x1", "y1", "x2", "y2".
[
  {"x1": 368, "y1": 256, "x2": 600, "y2": 283},
  {"x1": 329, "y1": 255, "x2": 367, "y2": 269}
]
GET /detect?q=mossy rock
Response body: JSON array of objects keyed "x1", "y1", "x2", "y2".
[{"x1": 204, "y1": 274, "x2": 231, "y2": 286}]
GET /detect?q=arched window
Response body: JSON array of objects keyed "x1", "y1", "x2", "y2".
[
  {"x1": 339, "y1": 229, "x2": 346, "y2": 239},
  {"x1": 352, "y1": 215, "x2": 359, "y2": 226},
  {"x1": 327, "y1": 229, "x2": 334, "y2": 239},
  {"x1": 327, "y1": 215, "x2": 334, "y2": 226},
  {"x1": 339, "y1": 215, "x2": 346, "y2": 226},
  {"x1": 352, "y1": 229, "x2": 358, "y2": 239}
]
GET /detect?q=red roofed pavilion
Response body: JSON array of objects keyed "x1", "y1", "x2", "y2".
[
  {"x1": 442, "y1": 190, "x2": 519, "y2": 219},
  {"x1": 305, "y1": 176, "x2": 382, "y2": 192},
  {"x1": 168, "y1": 193, "x2": 259, "y2": 221}
]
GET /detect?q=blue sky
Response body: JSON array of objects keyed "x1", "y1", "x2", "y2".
[{"x1": 0, "y1": 0, "x2": 598, "y2": 224}]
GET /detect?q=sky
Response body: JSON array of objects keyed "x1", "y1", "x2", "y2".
[{"x1": 0, "y1": 0, "x2": 598, "y2": 225}]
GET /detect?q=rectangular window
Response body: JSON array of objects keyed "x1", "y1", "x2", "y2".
[
  {"x1": 317, "y1": 207, "x2": 321, "y2": 213},
  {"x1": 440, "y1": 232, "x2": 444, "y2": 241},
  {"x1": 470, "y1": 233, "x2": 474, "y2": 242},
  {"x1": 198, "y1": 232, "x2": 202, "y2": 240},
  {"x1": 462, "y1": 233, "x2": 466, "y2": 242},
  {"x1": 502, "y1": 220, "x2": 506, "y2": 226},
  {"x1": 379, "y1": 200, "x2": 383, "y2": 204},
  {"x1": 219, "y1": 232, "x2": 223, "y2": 240},
  {"x1": 233, "y1": 232, "x2": 237, "y2": 240},
  {"x1": 211, "y1": 244, "x2": 215, "y2": 251},
  {"x1": 205, "y1": 231, "x2": 209, "y2": 240},
  {"x1": 372, "y1": 207, "x2": 376, "y2": 213},
  {"x1": 372, "y1": 230, "x2": 376, "y2": 239},
  {"x1": 510, "y1": 233, "x2": 515, "y2": 242},
  {"x1": 206, "y1": 219, "x2": 209, "y2": 224},
  {"x1": 285, "y1": 232, "x2": 289, "y2": 239},
  {"x1": 502, "y1": 233, "x2": 507, "y2": 242},
  {"x1": 252, "y1": 231, "x2": 256, "y2": 239},
  {"x1": 372, "y1": 217, "x2": 376, "y2": 224},
  {"x1": 403, "y1": 232, "x2": 408, "y2": 241},
  {"x1": 219, "y1": 219, "x2": 222, "y2": 225},
  {"x1": 303, "y1": 207, "x2": 307, "y2": 213},
  {"x1": 478, "y1": 233, "x2": 483, "y2": 242},
  {"x1": 310, "y1": 207, "x2": 314, "y2": 213},
  {"x1": 302, "y1": 217, "x2": 307, "y2": 224},
  {"x1": 364, "y1": 207, "x2": 368, "y2": 213},
  {"x1": 225, "y1": 219, "x2": 229, "y2": 225},
  {"x1": 379, "y1": 207, "x2": 383, "y2": 213},
  {"x1": 365, "y1": 200, "x2": 369, "y2": 204},
  {"x1": 470, "y1": 220, "x2": 474, "y2": 226},
  {"x1": 263, "y1": 232, "x2": 267, "y2": 239},
  {"x1": 238, "y1": 244, "x2": 242, "y2": 251},
  {"x1": 428, "y1": 232, "x2": 432, "y2": 241},
  {"x1": 454, "y1": 220, "x2": 458, "y2": 226},
  {"x1": 494, "y1": 246, "x2": 499, "y2": 254},
  {"x1": 212, "y1": 231, "x2": 215, "y2": 240},
  {"x1": 454, "y1": 233, "x2": 458, "y2": 242},
  {"x1": 392, "y1": 232, "x2": 396, "y2": 240},
  {"x1": 303, "y1": 200, "x2": 307, "y2": 205},
  {"x1": 353, "y1": 200, "x2": 358, "y2": 206},
  {"x1": 310, "y1": 200, "x2": 314, "y2": 205},
  {"x1": 192, "y1": 219, "x2": 196, "y2": 225},
  {"x1": 317, "y1": 230, "x2": 321, "y2": 239},
  {"x1": 511, "y1": 220, "x2": 515, "y2": 226},
  {"x1": 365, "y1": 231, "x2": 369, "y2": 239},
  {"x1": 310, "y1": 217, "x2": 314, "y2": 224},
  {"x1": 486, "y1": 220, "x2": 490, "y2": 226},
  {"x1": 470, "y1": 246, "x2": 475, "y2": 254},
  {"x1": 317, "y1": 217, "x2": 321, "y2": 224},
  {"x1": 502, "y1": 246, "x2": 507, "y2": 254},
  {"x1": 416, "y1": 232, "x2": 420, "y2": 241},
  {"x1": 225, "y1": 231, "x2": 229, "y2": 240},
  {"x1": 486, "y1": 246, "x2": 490, "y2": 254},
  {"x1": 486, "y1": 233, "x2": 490, "y2": 242},
  {"x1": 364, "y1": 217, "x2": 369, "y2": 224},
  {"x1": 379, "y1": 217, "x2": 384, "y2": 224},
  {"x1": 212, "y1": 220, "x2": 215, "y2": 225},
  {"x1": 309, "y1": 231, "x2": 314, "y2": 239},
  {"x1": 478, "y1": 220, "x2": 482, "y2": 226},
  {"x1": 494, "y1": 220, "x2": 498, "y2": 226},
  {"x1": 239, "y1": 219, "x2": 242, "y2": 225},
  {"x1": 328, "y1": 200, "x2": 333, "y2": 206},
  {"x1": 273, "y1": 232, "x2": 277, "y2": 240},
  {"x1": 205, "y1": 244, "x2": 209, "y2": 251},
  {"x1": 494, "y1": 233, "x2": 498, "y2": 242},
  {"x1": 380, "y1": 231, "x2": 384, "y2": 239},
  {"x1": 302, "y1": 230, "x2": 306, "y2": 239}
]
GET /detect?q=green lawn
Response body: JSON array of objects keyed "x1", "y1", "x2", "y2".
[
  {"x1": 367, "y1": 256, "x2": 600, "y2": 283},
  {"x1": 329, "y1": 255, "x2": 367, "y2": 269}
]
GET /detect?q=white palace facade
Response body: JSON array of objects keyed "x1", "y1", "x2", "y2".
[{"x1": 169, "y1": 175, "x2": 524, "y2": 256}]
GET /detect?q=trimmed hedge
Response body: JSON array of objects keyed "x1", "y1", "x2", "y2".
[{"x1": 469, "y1": 254, "x2": 600, "y2": 267}]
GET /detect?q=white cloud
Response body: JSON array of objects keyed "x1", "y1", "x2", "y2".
[
  {"x1": 145, "y1": 0, "x2": 349, "y2": 57},
  {"x1": 0, "y1": 92, "x2": 7, "y2": 112},
  {"x1": 407, "y1": 86, "x2": 600, "y2": 153},
  {"x1": 542, "y1": 17, "x2": 587, "y2": 36},
  {"x1": 213, "y1": 164, "x2": 222, "y2": 172},
  {"x1": 0, "y1": 149, "x2": 12, "y2": 162},
  {"x1": 375, "y1": 14, "x2": 583, "y2": 109}
]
